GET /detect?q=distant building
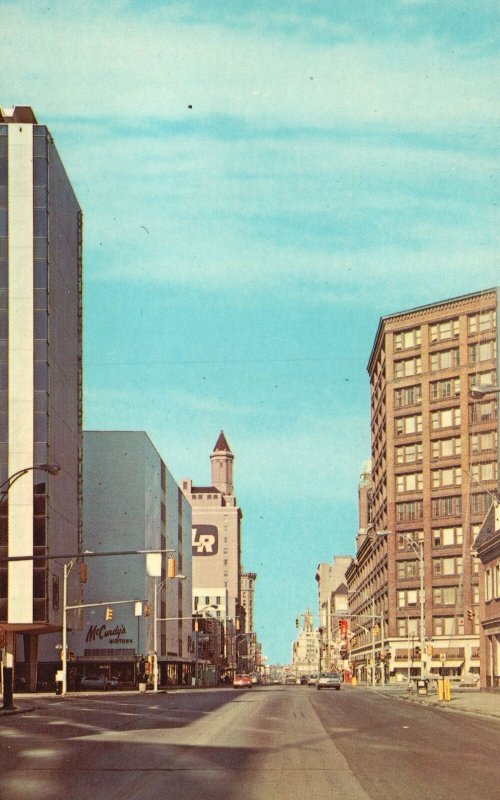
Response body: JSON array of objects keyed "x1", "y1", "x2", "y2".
[
  {"x1": 291, "y1": 612, "x2": 319, "y2": 677},
  {"x1": 241, "y1": 570, "x2": 257, "y2": 634},
  {"x1": 315, "y1": 556, "x2": 353, "y2": 672},
  {"x1": 61, "y1": 431, "x2": 193, "y2": 687},
  {"x1": 0, "y1": 106, "x2": 82, "y2": 692},
  {"x1": 182, "y1": 432, "x2": 244, "y2": 631},
  {"x1": 475, "y1": 499, "x2": 500, "y2": 689},
  {"x1": 348, "y1": 288, "x2": 499, "y2": 683}
]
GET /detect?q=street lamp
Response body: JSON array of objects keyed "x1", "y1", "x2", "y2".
[
  {"x1": 469, "y1": 384, "x2": 500, "y2": 400},
  {"x1": 153, "y1": 565, "x2": 185, "y2": 693},
  {"x1": 398, "y1": 533, "x2": 425, "y2": 680},
  {"x1": 1, "y1": 463, "x2": 60, "y2": 710}
]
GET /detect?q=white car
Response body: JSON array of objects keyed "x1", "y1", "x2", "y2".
[
  {"x1": 80, "y1": 675, "x2": 109, "y2": 690},
  {"x1": 317, "y1": 672, "x2": 341, "y2": 691}
]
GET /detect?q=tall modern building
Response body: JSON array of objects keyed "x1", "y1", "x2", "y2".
[
  {"x1": 348, "y1": 288, "x2": 499, "y2": 682},
  {"x1": 0, "y1": 106, "x2": 82, "y2": 693}
]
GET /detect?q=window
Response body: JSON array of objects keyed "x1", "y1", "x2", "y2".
[
  {"x1": 433, "y1": 556, "x2": 463, "y2": 576},
  {"x1": 485, "y1": 569, "x2": 493, "y2": 602},
  {"x1": 396, "y1": 560, "x2": 418, "y2": 579},
  {"x1": 470, "y1": 400, "x2": 497, "y2": 423},
  {"x1": 394, "y1": 385, "x2": 422, "y2": 408},
  {"x1": 469, "y1": 370, "x2": 497, "y2": 391},
  {"x1": 432, "y1": 527, "x2": 463, "y2": 547},
  {"x1": 430, "y1": 318, "x2": 459, "y2": 342},
  {"x1": 471, "y1": 462, "x2": 497, "y2": 483},
  {"x1": 469, "y1": 340, "x2": 496, "y2": 365},
  {"x1": 433, "y1": 616, "x2": 464, "y2": 636},
  {"x1": 468, "y1": 310, "x2": 496, "y2": 334},
  {"x1": 396, "y1": 501, "x2": 424, "y2": 521},
  {"x1": 395, "y1": 414, "x2": 422, "y2": 436},
  {"x1": 396, "y1": 442, "x2": 423, "y2": 465},
  {"x1": 470, "y1": 431, "x2": 497, "y2": 454},
  {"x1": 430, "y1": 377, "x2": 460, "y2": 401},
  {"x1": 430, "y1": 348, "x2": 459, "y2": 372},
  {"x1": 394, "y1": 357, "x2": 422, "y2": 379},
  {"x1": 396, "y1": 473, "x2": 423, "y2": 493},
  {"x1": 431, "y1": 495, "x2": 462, "y2": 517},
  {"x1": 431, "y1": 437, "x2": 461, "y2": 459},
  {"x1": 431, "y1": 467, "x2": 461, "y2": 489},
  {"x1": 395, "y1": 328, "x2": 421, "y2": 350},
  {"x1": 397, "y1": 617, "x2": 421, "y2": 637},
  {"x1": 430, "y1": 407, "x2": 461, "y2": 430},
  {"x1": 397, "y1": 531, "x2": 423, "y2": 550},
  {"x1": 470, "y1": 493, "x2": 490, "y2": 514},
  {"x1": 397, "y1": 589, "x2": 421, "y2": 608},
  {"x1": 433, "y1": 586, "x2": 458, "y2": 605}
]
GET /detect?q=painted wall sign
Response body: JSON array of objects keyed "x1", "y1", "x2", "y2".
[{"x1": 192, "y1": 524, "x2": 218, "y2": 555}]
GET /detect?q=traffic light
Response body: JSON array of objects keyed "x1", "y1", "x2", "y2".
[
  {"x1": 295, "y1": 618, "x2": 299, "y2": 628},
  {"x1": 467, "y1": 608, "x2": 474, "y2": 621},
  {"x1": 79, "y1": 563, "x2": 88, "y2": 584},
  {"x1": 105, "y1": 607, "x2": 113, "y2": 621},
  {"x1": 167, "y1": 556, "x2": 176, "y2": 579},
  {"x1": 351, "y1": 635, "x2": 357, "y2": 646},
  {"x1": 414, "y1": 646, "x2": 421, "y2": 659},
  {"x1": 144, "y1": 602, "x2": 151, "y2": 617}
]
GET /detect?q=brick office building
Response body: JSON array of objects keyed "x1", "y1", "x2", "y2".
[{"x1": 348, "y1": 288, "x2": 499, "y2": 683}]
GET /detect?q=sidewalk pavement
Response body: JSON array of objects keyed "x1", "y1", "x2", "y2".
[{"x1": 368, "y1": 682, "x2": 500, "y2": 721}]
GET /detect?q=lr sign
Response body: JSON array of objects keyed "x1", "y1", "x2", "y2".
[{"x1": 192, "y1": 524, "x2": 218, "y2": 556}]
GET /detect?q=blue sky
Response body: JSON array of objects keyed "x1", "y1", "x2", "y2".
[{"x1": 2, "y1": 0, "x2": 499, "y2": 663}]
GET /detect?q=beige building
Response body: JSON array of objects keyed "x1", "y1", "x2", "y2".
[
  {"x1": 291, "y1": 612, "x2": 320, "y2": 677},
  {"x1": 348, "y1": 288, "x2": 499, "y2": 683},
  {"x1": 315, "y1": 556, "x2": 352, "y2": 672},
  {"x1": 182, "y1": 432, "x2": 244, "y2": 632}
]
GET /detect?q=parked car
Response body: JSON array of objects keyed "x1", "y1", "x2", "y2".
[
  {"x1": 233, "y1": 673, "x2": 253, "y2": 689},
  {"x1": 300, "y1": 674, "x2": 310, "y2": 685},
  {"x1": 317, "y1": 672, "x2": 341, "y2": 691},
  {"x1": 308, "y1": 674, "x2": 318, "y2": 685},
  {"x1": 284, "y1": 674, "x2": 297, "y2": 684},
  {"x1": 80, "y1": 674, "x2": 108, "y2": 690}
]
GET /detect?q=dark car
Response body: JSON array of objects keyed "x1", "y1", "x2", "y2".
[{"x1": 300, "y1": 675, "x2": 309, "y2": 685}]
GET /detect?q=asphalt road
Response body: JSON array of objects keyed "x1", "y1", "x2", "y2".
[{"x1": 1, "y1": 685, "x2": 499, "y2": 800}]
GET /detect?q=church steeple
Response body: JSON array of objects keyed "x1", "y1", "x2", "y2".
[{"x1": 210, "y1": 430, "x2": 234, "y2": 495}]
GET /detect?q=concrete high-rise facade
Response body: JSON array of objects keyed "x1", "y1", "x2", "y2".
[
  {"x1": 348, "y1": 288, "x2": 499, "y2": 682},
  {"x1": 72, "y1": 431, "x2": 193, "y2": 687},
  {"x1": 0, "y1": 106, "x2": 82, "y2": 692}
]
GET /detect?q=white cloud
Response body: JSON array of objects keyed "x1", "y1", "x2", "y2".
[{"x1": 2, "y1": 2, "x2": 499, "y2": 132}]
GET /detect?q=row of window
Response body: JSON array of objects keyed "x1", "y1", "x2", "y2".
[
  {"x1": 394, "y1": 372, "x2": 496, "y2": 410},
  {"x1": 396, "y1": 617, "x2": 479, "y2": 637},
  {"x1": 395, "y1": 341, "x2": 496, "y2": 378},
  {"x1": 395, "y1": 399, "x2": 497, "y2": 436},
  {"x1": 397, "y1": 496, "x2": 470, "y2": 520},
  {"x1": 394, "y1": 312, "x2": 496, "y2": 353}
]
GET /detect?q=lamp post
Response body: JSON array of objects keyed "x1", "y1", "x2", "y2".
[
  {"x1": 399, "y1": 533, "x2": 425, "y2": 679},
  {"x1": 1, "y1": 463, "x2": 60, "y2": 711},
  {"x1": 469, "y1": 384, "x2": 500, "y2": 400},
  {"x1": 152, "y1": 566, "x2": 185, "y2": 693}
]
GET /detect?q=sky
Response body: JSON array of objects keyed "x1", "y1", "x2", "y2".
[{"x1": 2, "y1": 0, "x2": 499, "y2": 663}]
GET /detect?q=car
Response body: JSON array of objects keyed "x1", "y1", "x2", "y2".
[
  {"x1": 284, "y1": 674, "x2": 297, "y2": 684},
  {"x1": 300, "y1": 675, "x2": 309, "y2": 685},
  {"x1": 233, "y1": 673, "x2": 253, "y2": 689},
  {"x1": 308, "y1": 674, "x2": 318, "y2": 685},
  {"x1": 80, "y1": 674, "x2": 107, "y2": 690},
  {"x1": 317, "y1": 672, "x2": 341, "y2": 691}
]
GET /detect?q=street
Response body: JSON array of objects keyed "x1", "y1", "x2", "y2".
[{"x1": 1, "y1": 685, "x2": 499, "y2": 800}]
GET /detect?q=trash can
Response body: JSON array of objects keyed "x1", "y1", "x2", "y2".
[
  {"x1": 138, "y1": 682, "x2": 147, "y2": 693},
  {"x1": 417, "y1": 679, "x2": 428, "y2": 696}
]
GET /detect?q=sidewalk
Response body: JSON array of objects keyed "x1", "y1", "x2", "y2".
[{"x1": 368, "y1": 683, "x2": 500, "y2": 721}]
